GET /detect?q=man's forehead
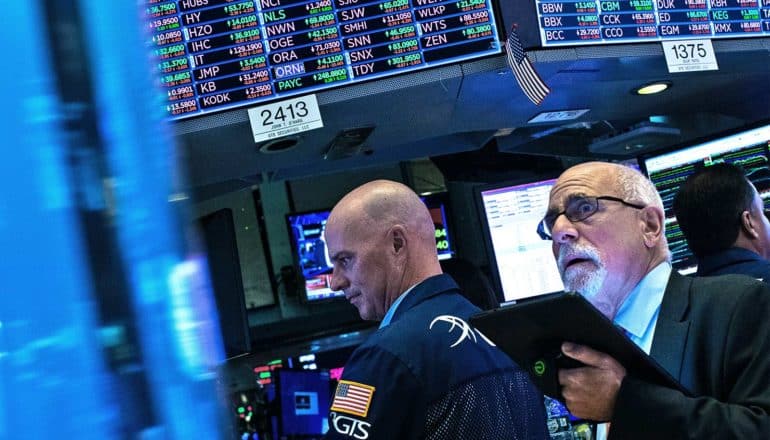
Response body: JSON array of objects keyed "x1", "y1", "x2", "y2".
[
  {"x1": 550, "y1": 166, "x2": 613, "y2": 204},
  {"x1": 325, "y1": 211, "x2": 372, "y2": 246}
]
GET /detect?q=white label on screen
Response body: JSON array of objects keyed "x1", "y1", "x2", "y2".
[
  {"x1": 661, "y1": 39, "x2": 718, "y2": 73},
  {"x1": 248, "y1": 95, "x2": 323, "y2": 143}
]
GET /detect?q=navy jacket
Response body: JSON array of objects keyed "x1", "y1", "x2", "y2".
[
  {"x1": 324, "y1": 274, "x2": 548, "y2": 440},
  {"x1": 696, "y1": 247, "x2": 770, "y2": 283}
]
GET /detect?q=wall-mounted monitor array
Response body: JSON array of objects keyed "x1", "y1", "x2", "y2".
[
  {"x1": 477, "y1": 177, "x2": 565, "y2": 303},
  {"x1": 145, "y1": 0, "x2": 502, "y2": 119},
  {"x1": 641, "y1": 122, "x2": 770, "y2": 274},
  {"x1": 535, "y1": 0, "x2": 770, "y2": 47},
  {"x1": 286, "y1": 193, "x2": 454, "y2": 302}
]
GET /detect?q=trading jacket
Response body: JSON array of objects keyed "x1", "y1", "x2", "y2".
[{"x1": 324, "y1": 274, "x2": 548, "y2": 440}]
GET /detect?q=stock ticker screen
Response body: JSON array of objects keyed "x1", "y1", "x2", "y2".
[
  {"x1": 536, "y1": 0, "x2": 770, "y2": 46},
  {"x1": 146, "y1": 0, "x2": 502, "y2": 119},
  {"x1": 642, "y1": 123, "x2": 770, "y2": 273}
]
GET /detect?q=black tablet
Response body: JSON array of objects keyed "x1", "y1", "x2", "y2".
[{"x1": 469, "y1": 291, "x2": 690, "y2": 402}]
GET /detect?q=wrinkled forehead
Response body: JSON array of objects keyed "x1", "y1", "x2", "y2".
[{"x1": 549, "y1": 165, "x2": 616, "y2": 209}]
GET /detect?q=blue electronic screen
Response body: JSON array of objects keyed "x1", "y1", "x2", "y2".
[
  {"x1": 276, "y1": 369, "x2": 332, "y2": 436},
  {"x1": 642, "y1": 122, "x2": 770, "y2": 273},
  {"x1": 536, "y1": 0, "x2": 770, "y2": 46},
  {"x1": 286, "y1": 209, "x2": 342, "y2": 301},
  {"x1": 145, "y1": 0, "x2": 503, "y2": 119}
]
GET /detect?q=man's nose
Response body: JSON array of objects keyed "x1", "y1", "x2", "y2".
[
  {"x1": 551, "y1": 214, "x2": 578, "y2": 244},
  {"x1": 329, "y1": 268, "x2": 348, "y2": 292}
]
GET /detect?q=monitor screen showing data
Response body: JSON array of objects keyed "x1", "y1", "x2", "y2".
[
  {"x1": 536, "y1": 0, "x2": 770, "y2": 47},
  {"x1": 286, "y1": 209, "x2": 342, "y2": 302},
  {"x1": 145, "y1": 0, "x2": 502, "y2": 119},
  {"x1": 642, "y1": 122, "x2": 770, "y2": 273},
  {"x1": 478, "y1": 178, "x2": 565, "y2": 303},
  {"x1": 422, "y1": 193, "x2": 455, "y2": 261}
]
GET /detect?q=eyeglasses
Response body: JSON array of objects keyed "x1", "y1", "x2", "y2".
[{"x1": 537, "y1": 196, "x2": 645, "y2": 240}]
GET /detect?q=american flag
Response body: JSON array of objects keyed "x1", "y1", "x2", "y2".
[
  {"x1": 506, "y1": 25, "x2": 550, "y2": 105},
  {"x1": 330, "y1": 380, "x2": 375, "y2": 418}
]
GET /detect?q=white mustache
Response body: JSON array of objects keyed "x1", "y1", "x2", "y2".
[{"x1": 557, "y1": 243, "x2": 601, "y2": 272}]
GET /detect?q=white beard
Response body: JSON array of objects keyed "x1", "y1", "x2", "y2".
[{"x1": 558, "y1": 243, "x2": 607, "y2": 302}]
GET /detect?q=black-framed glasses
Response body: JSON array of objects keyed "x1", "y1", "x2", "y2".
[{"x1": 537, "y1": 196, "x2": 646, "y2": 240}]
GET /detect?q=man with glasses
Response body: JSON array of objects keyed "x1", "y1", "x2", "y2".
[
  {"x1": 540, "y1": 161, "x2": 770, "y2": 439},
  {"x1": 673, "y1": 162, "x2": 770, "y2": 282}
]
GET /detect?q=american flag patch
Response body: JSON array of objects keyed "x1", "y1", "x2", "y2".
[{"x1": 330, "y1": 380, "x2": 375, "y2": 418}]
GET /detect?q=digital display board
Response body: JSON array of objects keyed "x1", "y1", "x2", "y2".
[
  {"x1": 145, "y1": 0, "x2": 502, "y2": 119},
  {"x1": 642, "y1": 123, "x2": 770, "y2": 273},
  {"x1": 478, "y1": 178, "x2": 565, "y2": 303},
  {"x1": 536, "y1": 0, "x2": 770, "y2": 46}
]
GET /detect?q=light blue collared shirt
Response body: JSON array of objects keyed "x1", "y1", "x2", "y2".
[
  {"x1": 613, "y1": 262, "x2": 671, "y2": 354},
  {"x1": 596, "y1": 262, "x2": 671, "y2": 440},
  {"x1": 379, "y1": 284, "x2": 418, "y2": 329}
]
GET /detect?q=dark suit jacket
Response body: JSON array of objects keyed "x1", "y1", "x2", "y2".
[
  {"x1": 610, "y1": 272, "x2": 770, "y2": 439},
  {"x1": 697, "y1": 246, "x2": 770, "y2": 283}
]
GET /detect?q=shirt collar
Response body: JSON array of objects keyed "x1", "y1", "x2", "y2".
[
  {"x1": 614, "y1": 261, "x2": 671, "y2": 341},
  {"x1": 379, "y1": 283, "x2": 418, "y2": 329}
]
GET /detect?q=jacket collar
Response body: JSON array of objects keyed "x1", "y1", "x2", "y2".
[
  {"x1": 696, "y1": 247, "x2": 765, "y2": 276},
  {"x1": 388, "y1": 274, "x2": 459, "y2": 324},
  {"x1": 649, "y1": 271, "x2": 692, "y2": 382}
]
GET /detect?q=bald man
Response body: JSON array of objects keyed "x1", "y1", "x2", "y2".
[
  {"x1": 539, "y1": 162, "x2": 770, "y2": 438},
  {"x1": 323, "y1": 180, "x2": 547, "y2": 440}
]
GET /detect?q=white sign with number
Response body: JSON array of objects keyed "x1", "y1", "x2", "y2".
[
  {"x1": 248, "y1": 95, "x2": 323, "y2": 143},
  {"x1": 661, "y1": 39, "x2": 719, "y2": 73}
]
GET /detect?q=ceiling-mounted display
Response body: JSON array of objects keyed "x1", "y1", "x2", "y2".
[
  {"x1": 536, "y1": 0, "x2": 770, "y2": 46},
  {"x1": 147, "y1": 0, "x2": 502, "y2": 119}
]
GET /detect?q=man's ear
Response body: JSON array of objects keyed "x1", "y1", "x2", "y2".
[
  {"x1": 390, "y1": 225, "x2": 407, "y2": 254},
  {"x1": 640, "y1": 206, "x2": 664, "y2": 248},
  {"x1": 740, "y1": 210, "x2": 760, "y2": 239}
]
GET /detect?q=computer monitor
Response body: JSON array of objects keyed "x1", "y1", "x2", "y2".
[
  {"x1": 641, "y1": 122, "x2": 770, "y2": 274},
  {"x1": 275, "y1": 369, "x2": 331, "y2": 437},
  {"x1": 422, "y1": 192, "x2": 455, "y2": 261},
  {"x1": 286, "y1": 209, "x2": 342, "y2": 302},
  {"x1": 477, "y1": 177, "x2": 565, "y2": 303},
  {"x1": 286, "y1": 194, "x2": 455, "y2": 302}
]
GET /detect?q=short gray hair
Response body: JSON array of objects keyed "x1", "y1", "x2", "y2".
[
  {"x1": 616, "y1": 165, "x2": 664, "y2": 211},
  {"x1": 615, "y1": 164, "x2": 670, "y2": 260}
]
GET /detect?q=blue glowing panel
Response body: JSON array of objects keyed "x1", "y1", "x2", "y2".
[
  {"x1": 276, "y1": 370, "x2": 331, "y2": 436},
  {"x1": 286, "y1": 209, "x2": 344, "y2": 302}
]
